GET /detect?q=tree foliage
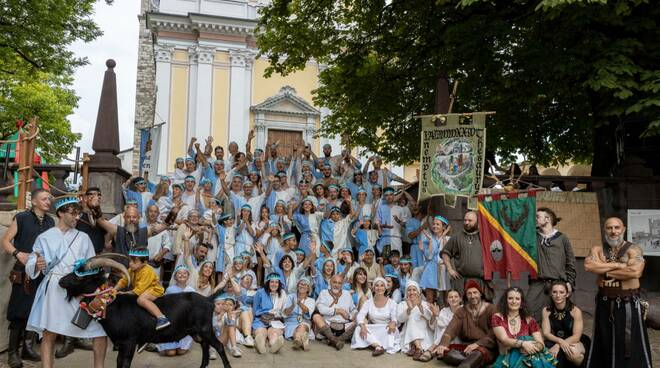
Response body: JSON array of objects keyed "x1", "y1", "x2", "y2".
[
  {"x1": 256, "y1": 0, "x2": 660, "y2": 166},
  {"x1": 0, "y1": 0, "x2": 105, "y2": 161}
]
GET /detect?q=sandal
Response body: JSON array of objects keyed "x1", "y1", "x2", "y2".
[
  {"x1": 406, "y1": 344, "x2": 418, "y2": 357},
  {"x1": 372, "y1": 346, "x2": 385, "y2": 356},
  {"x1": 415, "y1": 351, "x2": 434, "y2": 362},
  {"x1": 412, "y1": 349, "x2": 423, "y2": 361}
]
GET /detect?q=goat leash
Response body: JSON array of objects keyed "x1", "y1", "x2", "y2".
[{"x1": 80, "y1": 284, "x2": 117, "y2": 320}]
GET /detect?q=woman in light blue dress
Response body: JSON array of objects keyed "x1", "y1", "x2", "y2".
[
  {"x1": 418, "y1": 215, "x2": 450, "y2": 304},
  {"x1": 252, "y1": 273, "x2": 287, "y2": 354},
  {"x1": 282, "y1": 277, "x2": 316, "y2": 351},
  {"x1": 235, "y1": 204, "x2": 256, "y2": 263},
  {"x1": 290, "y1": 197, "x2": 324, "y2": 256}
]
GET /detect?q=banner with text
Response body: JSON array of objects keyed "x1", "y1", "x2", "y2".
[
  {"x1": 139, "y1": 125, "x2": 161, "y2": 176},
  {"x1": 418, "y1": 113, "x2": 487, "y2": 202}
]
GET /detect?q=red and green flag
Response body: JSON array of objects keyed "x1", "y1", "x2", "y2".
[{"x1": 477, "y1": 191, "x2": 539, "y2": 280}]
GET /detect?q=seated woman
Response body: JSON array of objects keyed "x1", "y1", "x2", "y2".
[
  {"x1": 351, "y1": 267, "x2": 373, "y2": 309},
  {"x1": 491, "y1": 287, "x2": 556, "y2": 368},
  {"x1": 252, "y1": 273, "x2": 287, "y2": 354},
  {"x1": 431, "y1": 289, "x2": 462, "y2": 347},
  {"x1": 541, "y1": 281, "x2": 590, "y2": 368},
  {"x1": 351, "y1": 277, "x2": 401, "y2": 355},
  {"x1": 213, "y1": 294, "x2": 242, "y2": 357},
  {"x1": 283, "y1": 277, "x2": 316, "y2": 351},
  {"x1": 157, "y1": 265, "x2": 195, "y2": 356},
  {"x1": 384, "y1": 273, "x2": 402, "y2": 303},
  {"x1": 397, "y1": 281, "x2": 435, "y2": 361}
]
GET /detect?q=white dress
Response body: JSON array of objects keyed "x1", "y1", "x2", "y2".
[
  {"x1": 26, "y1": 228, "x2": 106, "y2": 338},
  {"x1": 433, "y1": 307, "x2": 456, "y2": 344},
  {"x1": 397, "y1": 300, "x2": 434, "y2": 353},
  {"x1": 351, "y1": 298, "x2": 401, "y2": 354}
]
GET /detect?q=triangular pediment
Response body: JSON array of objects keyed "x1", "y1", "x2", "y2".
[{"x1": 251, "y1": 86, "x2": 320, "y2": 117}]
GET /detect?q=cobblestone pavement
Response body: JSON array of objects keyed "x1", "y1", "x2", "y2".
[{"x1": 2, "y1": 317, "x2": 658, "y2": 367}]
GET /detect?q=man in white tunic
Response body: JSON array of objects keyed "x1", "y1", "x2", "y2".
[
  {"x1": 25, "y1": 197, "x2": 107, "y2": 368},
  {"x1": 313, "y1": 275, "x2": 357, "y2": 350}
]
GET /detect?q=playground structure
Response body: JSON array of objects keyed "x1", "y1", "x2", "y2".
[{"x1": 0, "y1": 118, "x2": 91, "y2": 210}]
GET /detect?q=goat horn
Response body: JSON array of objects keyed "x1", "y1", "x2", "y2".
[{"x1": 85, "y1": 257, "x2": 130, "y2": 285}]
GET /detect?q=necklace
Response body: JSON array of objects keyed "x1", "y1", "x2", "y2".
[
  {"x1": 507, "y1": 314, "x2": 520, "y2": 328},
  {"x1": 552, "y1": 306, "x2": 566, "y2": 321}
]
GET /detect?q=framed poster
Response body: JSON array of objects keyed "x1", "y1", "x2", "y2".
[{"x1": 627, "y1": 209, "x2": 660, "y2": 256}]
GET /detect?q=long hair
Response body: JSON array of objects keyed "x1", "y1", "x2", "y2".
[
  {"x1": 152, "y1": 183, "x2": 169, "y2": 200},
  {"x1": 351, "y1": 267, "x2": 369, "y2": 296},
  {"x1": 385, "y1": 276, "x2": 400, "y2": 298},
  {"x1": 263, "y1": 273, "x2": 284, "y2": 295},
  {"x1": 497, "y1": 286, "x2": 530, "y2": 321}
]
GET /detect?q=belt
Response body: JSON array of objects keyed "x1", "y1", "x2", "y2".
[{"x1": 599, "y1": 288, "x2": 639, "y2": 358}]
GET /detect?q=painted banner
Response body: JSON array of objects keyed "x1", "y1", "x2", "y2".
[
  {"x1": 139, "y1": 125, "x2": 161, "y2": 176},
  {"x1": 418, "y1": 113, "x2": 486, "y2": 202},
  {"x1": 478, "y1": 190, "x2": 539, "y2": 280}
]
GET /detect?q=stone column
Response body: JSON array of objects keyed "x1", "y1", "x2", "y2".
[
  {"x1": 228, "y1": 50, "x2": 255, "y2": 147},
  {"x1": 305, "y1": 116, "x2": 317, "y2": 144},
  {"x1": 193, "y1": 46, "x2": 215, "y2": 141},
  {"x1": 155, "y1": 44, "x2": 173, "y2": 175},
  {"x1": 187, "y1": 47, "x2": 199, "y2": 146},
  {"x1": 254, "y1": 112, "x2": 267, "y2": 149}
]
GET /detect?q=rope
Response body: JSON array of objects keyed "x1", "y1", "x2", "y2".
[
  {"x1": 0, "y1": 183, "x2": 16, "y2": 191},
  {"x1": 0, "y1": 126, "x2": 40, "y2": 144},
  {"x1": 31, "y1": 168, "x2": 74, "y2": 195}
]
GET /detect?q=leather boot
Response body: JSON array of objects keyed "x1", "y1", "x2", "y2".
[
  {"x1": 55, "y1": 336, "x2": 75, "y2": 358},
  {"x1": 319, "y1": 326, "x2": 342, "y2": 350},
  {"x1": 442, "y1": 349, "x2": 466, "y2": 365},
  {"x1": 7, "y1": 329, "x2": 23, "y2": 368},
  {"x1": 338, "y1": 323, "x2": 356, "y2": 342},
  {"x1": 458, "y1": 351, "x2": 483, "y2": 368},
  {"x1": 21, "y1": 331, "x2": 41, "y2": 361}
]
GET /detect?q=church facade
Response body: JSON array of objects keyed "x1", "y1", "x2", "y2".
[{"x1": 132, "y1": 0, "x2": 339, "y2": 175}]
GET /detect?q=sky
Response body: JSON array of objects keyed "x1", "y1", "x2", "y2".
[{"x1": 67, "y1": 0, "x2": 141, "y2": 157}]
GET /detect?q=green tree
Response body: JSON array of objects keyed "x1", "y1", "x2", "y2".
[
  {"x1": 0, "y1": 75, "x2": 80, "y2": 163},
  {"x1": 256, "y1": 0, "x2": 660, "y2": 170},
  {"x1": 0, "y1": 0, "x2": 107, "y2": 161}
]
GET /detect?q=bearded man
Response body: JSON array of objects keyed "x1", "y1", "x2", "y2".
[
  {"x1": 584, "y1": 217, "x2": 651, "y2": 368},
  {"x1": 442, "y1": 211, "x2": 493, "y2": 300},
  {"x1": 95, "y1": 206, "x2": 167, "y2": 255},
  {"x1": 434, "y1": 280, "x2": 497, "y2": 368}
]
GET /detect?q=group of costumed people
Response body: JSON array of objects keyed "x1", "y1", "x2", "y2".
[{"x1": 2, "y1": 134, "x2": 653, "y2": 368}]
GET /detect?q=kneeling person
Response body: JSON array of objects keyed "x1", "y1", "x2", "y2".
[{"x1": 116, "y1": 247, "x2": 169, "y2": 330}]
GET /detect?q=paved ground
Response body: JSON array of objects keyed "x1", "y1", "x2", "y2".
[{"x1": 2, "y1": 318, "x2": 659, "y2": 368}]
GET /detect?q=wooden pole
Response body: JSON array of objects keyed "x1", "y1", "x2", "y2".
[
  {"x1": 81, "y1": 153, "x2": 90, "y2": 193},
  {"x1": 16, "y1": 118, "x2": 37, "y2": 209}
]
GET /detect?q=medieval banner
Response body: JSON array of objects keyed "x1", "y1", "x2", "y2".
[
  {"x1": 478, "y1": 190, "x2": 539, "y2": 280},
  {"x1": 418, "y1": 113, "x2": 487, "y2": 202}
]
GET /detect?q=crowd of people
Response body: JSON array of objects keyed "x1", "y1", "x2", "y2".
[{"x1": 2, "y1": 134, "x2": 653, "y2": 368}]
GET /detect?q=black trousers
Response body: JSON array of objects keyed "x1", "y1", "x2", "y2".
[{"x1": 586, "y1": 294, "x2": 652, "y2": 368}]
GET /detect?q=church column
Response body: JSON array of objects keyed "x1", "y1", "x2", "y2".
[
  {"x1": 155, "y1": 44, "x2": 173, "y2": 175},
  {"x1": 305, "y1": 116, "x2": 317, "y2": 145},
  {"x1": 187, "y1": 47, "x2": 199, "y2": 146},
  {"x1": 254, "y1": 112, "x2": 267, "y2": 149},
  {"x1": 228, "y1": 50, "x2": 255, "y2": 147},
  {"x1": 193, "y1": 46, "x2": 215, "y2": 141}
]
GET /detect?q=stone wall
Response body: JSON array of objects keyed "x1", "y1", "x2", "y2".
[{"x1": 131, "y1": 0, "x2": 157, "y2": 174}]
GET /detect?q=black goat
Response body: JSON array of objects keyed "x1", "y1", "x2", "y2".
[{"x1": 58, "y1": 254, "x2": 231, "y2": 368}]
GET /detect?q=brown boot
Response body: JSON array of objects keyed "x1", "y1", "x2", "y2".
[
  {"x1": 21, "y1": 331, "x2": 41, "y2": 362},
  {"x1": 319, "y1": 326, "x2": 342, "y2": 350},
  {"x1": 338, "y1": 323, "x2": 356, "y2": 343},
  {"x1": 458, "y1": 351, "x2": 483, "y2": 368},
  {"x1": 7, "y1": 329, "x2": 23, "y2": 368}
]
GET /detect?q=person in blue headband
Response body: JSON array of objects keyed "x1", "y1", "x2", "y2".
[
  {"x1": 116, "y1": 247, "x2": 170, "y2": 330},
  {"x1": 159, "y1": 264, "x2": 196, "y2": 356},
  {"x1": 252, "y1": 272, "x2": 287, "y2": 353},
  {"x1": 419, "y1": 214, "x2": 451, "y2": 306},
  {"x1": 212, "y1": 292, "x2": 242, "y2": 357}
]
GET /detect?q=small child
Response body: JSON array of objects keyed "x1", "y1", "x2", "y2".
[
  {"x1": 116, "y1": 247, "x2": 170, "y2": 330},
  {"x1": 213, "y1": 294, "x2": 242, "y2": 357}
]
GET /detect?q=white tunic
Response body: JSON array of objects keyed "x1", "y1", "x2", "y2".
[
  {"x1": 26, "y1": 227, "x2": 106, "y2": 338},
  {"x1": 396, "y1": 300, "x2": 434, "y2": 353},
  {"x1": 316, "y1": 289, "x2": 355, "y2": 324},
  {"x1": 351, "y1": 298, "x2": 401, "y2": 353},
  {"x1": 433, "y1": 307, "x2": 459, "y2": 344}
]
